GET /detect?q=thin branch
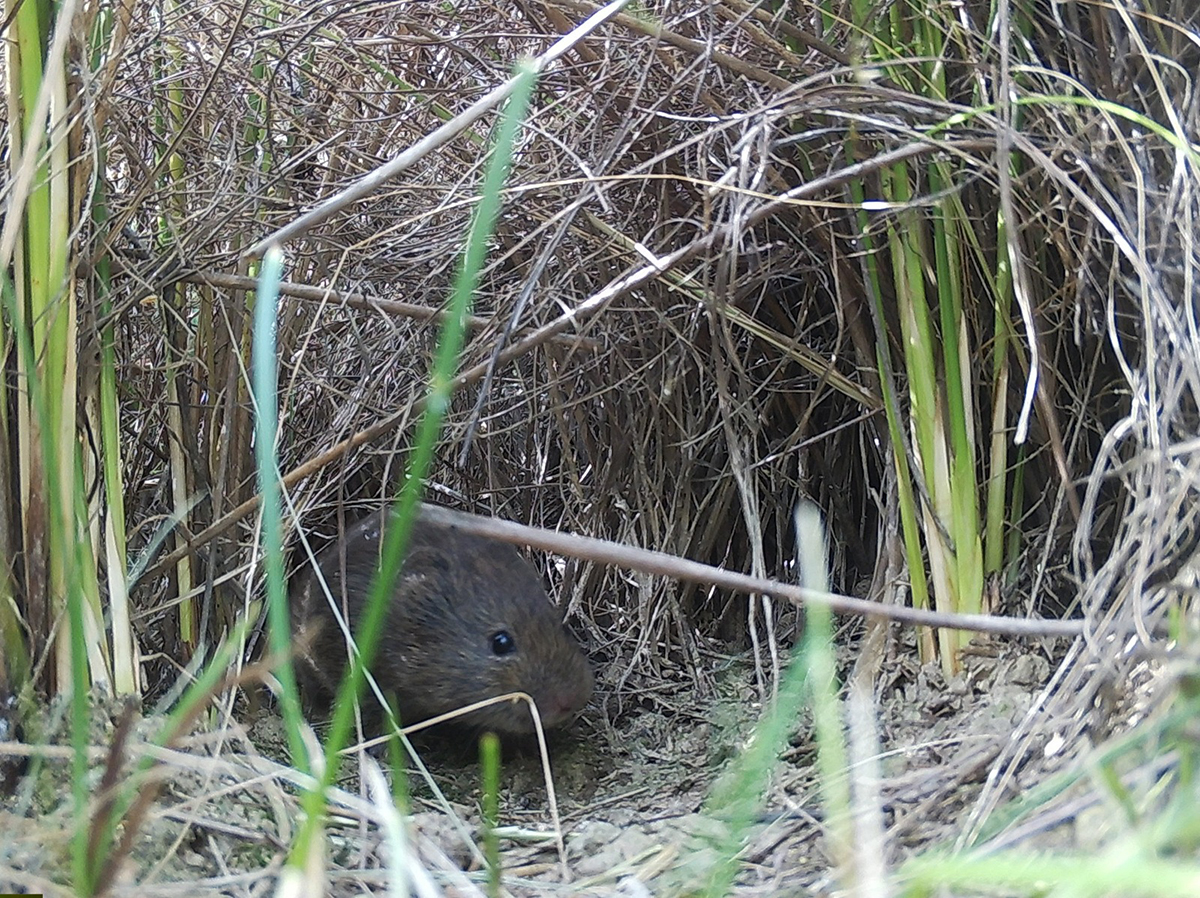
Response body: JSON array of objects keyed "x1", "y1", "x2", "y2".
[{"x1": 415, "y1": 505, "x2": 1084, "y2": 638}]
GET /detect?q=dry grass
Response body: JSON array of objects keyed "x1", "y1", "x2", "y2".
[
  {"x1": 108, "y1": 1, "x2": 904, "y2": 701},
  {"x1": 3, "y1": 0, "x2": 1200, "y2": 892}
]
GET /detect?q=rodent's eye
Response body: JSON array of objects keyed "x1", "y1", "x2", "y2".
[{"x1": 490, "y1": 630, "x2": 517, "y2": 656}]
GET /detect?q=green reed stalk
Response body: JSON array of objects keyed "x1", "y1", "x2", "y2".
[
  {"x1": 797, "y1": 504, "x2": 853, "y2": 875},
  {"x1": 280, "y1": 59, "x2": 539, "y2": 880},
  {"x1": 3, "y1": 0, "x2": 110, "y2": 887},
  {"x1": 848, "y1": 0, "x2": 1004, "y2": 673},
  {"x1": 699, "y1": 504, "x2": 842, "y2": 895},
  {"x1": 87, "y1": 0, "x2": 138, "y2": 698},
  {"x1": 253, "y1": 248, "x2": 308, "y2": 769},
  {"x1": 480, "y1": 732, "x2": 503, "y2": 898},
  {"x1": 158, "y1": 0, "x2": 197, "y2": 649}
]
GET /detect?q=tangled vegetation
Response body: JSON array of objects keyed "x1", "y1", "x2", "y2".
[{"x1": 2, "y1": 0, "x2": 1199, "y2": 894}]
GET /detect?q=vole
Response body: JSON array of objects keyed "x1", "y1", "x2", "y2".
[{"x1": 289, "y1": 508, "x2": 593, "y2": 735}]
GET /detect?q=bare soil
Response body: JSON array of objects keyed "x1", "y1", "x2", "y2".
[{"x1": 0, "y1": 631, "x2": 1110, "y2": 897}]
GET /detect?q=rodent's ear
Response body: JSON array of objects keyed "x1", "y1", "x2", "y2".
[{"x1": 401, "y1": 541, "x2": 453, "y2": 576}]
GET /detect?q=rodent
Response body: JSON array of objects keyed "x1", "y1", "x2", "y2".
[{"x1": 289, "y1": 507, "x2": 593, "y2": 735}]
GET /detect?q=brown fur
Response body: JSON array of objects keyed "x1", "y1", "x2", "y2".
[{"x1": 290, "y1": 508, "x2": 593, "y2": 735}]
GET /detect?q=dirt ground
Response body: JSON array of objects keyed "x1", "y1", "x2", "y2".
[{"x1": 0, "y1": 626, "x2": 1120, "y2": 897}]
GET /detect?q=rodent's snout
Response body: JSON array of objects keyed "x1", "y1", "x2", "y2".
[
  {"x1": 535, "y1": 661, "x2": 594, "y2": 729},
  {"x1": 530, "y1": 643, "x2": 595, "y2": 734},
  {"x1": 540, "y1": 686, "x2": 592, "y2": 729}
]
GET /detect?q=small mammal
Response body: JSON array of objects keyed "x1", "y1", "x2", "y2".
[{"x1": 290, "y1": 507, "x2": 593, "y2": 735}]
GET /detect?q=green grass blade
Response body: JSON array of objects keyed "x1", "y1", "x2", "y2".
[{"x1": 286, "y1": 57, "x2": 539, "y2": 874}]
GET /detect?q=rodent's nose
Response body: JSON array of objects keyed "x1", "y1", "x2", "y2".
[
  {"x1": 532, "y1": 686, "x2": 583, "y2": 729},
  {"x1": 540, "y1": 698, "x2": 580, "y2": 728},
  {"x1": 539, "y1": 678, "x2": 592, "y2": 727}
]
